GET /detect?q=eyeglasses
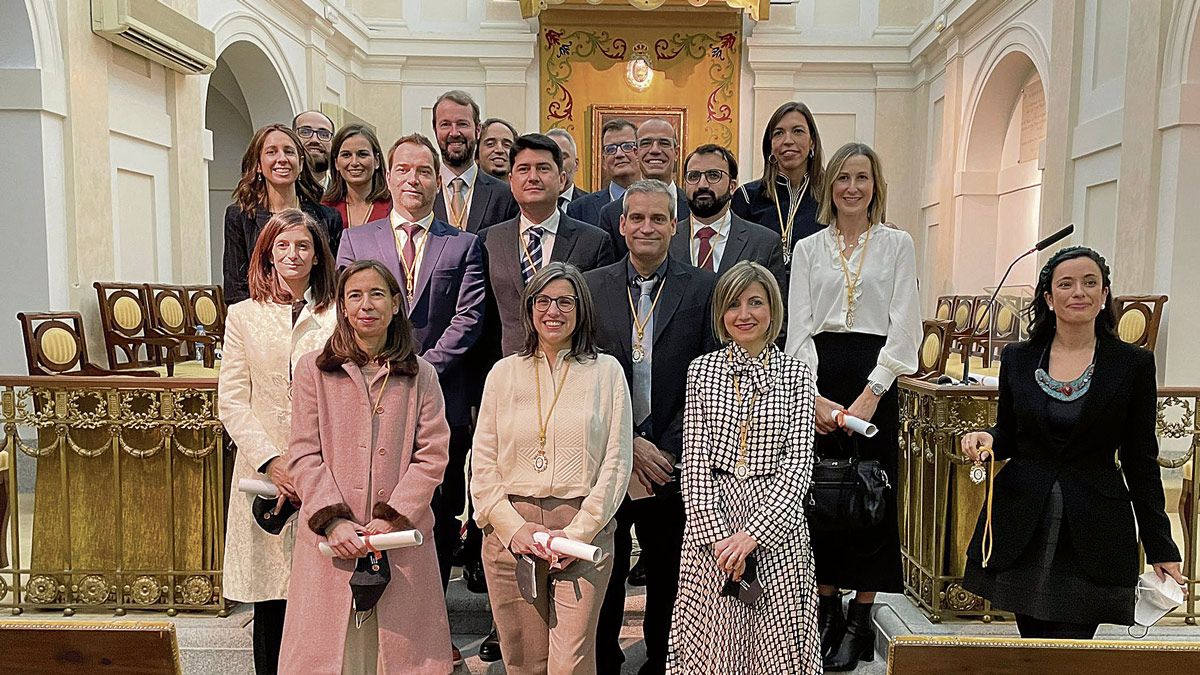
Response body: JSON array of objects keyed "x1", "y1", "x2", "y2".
[
  {"x1": 295, "y1": 126, "x2": 333, "y2": 142},
  {"x1": 684, "y1": 169, "x2": 730, "y2": 185},
  {"x1": 532, "y1": 294, "x2": 578, "y2": 313},
  {"x1": 602, "y1": 141, "x2": 638, "y2": 156}
]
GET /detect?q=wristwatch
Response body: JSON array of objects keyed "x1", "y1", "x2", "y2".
[{"x1": 868, "y1": 381, "x2": 888, "y2": 397}]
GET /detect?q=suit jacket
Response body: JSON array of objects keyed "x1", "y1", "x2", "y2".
[
  {"x1": 731, "y1": 177, "x2": 823, "y2": 253},
  {"x1": 433, "y1": 169, "x2": 520, "y2": 234},
  {"x1": 966, "y1": 336, "x2": 1180, "y2": 587},
  {"x1": 566, "y1": 185, "x2": 615, "y2": 227},
  {"x1": 669, "y1": 213, "x2": 787, "y2": 294},
  {"x1": 561, "y1": 184, "x2": 590, "y2": 205},
  {"x1": 480, "y1": 215, "x2": 616, "y2": 356},
  {"x1": 222, "y1": 200, "x2": 342, "y2": 305},
  {"x1": 597, "y1": 189, "x2": 690, "y2": 257},
  {"x1": 335, "y1": 216, "x2": 486, "y2": 426},
  {"x1": 584, "y1": 256, "x2": 716, "y2": 459}
]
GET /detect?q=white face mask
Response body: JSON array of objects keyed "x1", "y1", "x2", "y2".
[{"x1": 1130, "y1": 571, "x2": 1184, "y2": 637}]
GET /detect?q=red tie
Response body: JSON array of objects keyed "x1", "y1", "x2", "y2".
[
  {"x1": 695, "y1": 226, "x2": 717, "y2": 272},
  {"x1": 402, "y1": 223, "x2": 420, "y2": 279}
]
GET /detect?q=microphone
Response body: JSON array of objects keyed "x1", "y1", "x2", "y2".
[{"x1": 960, "y1": 224, "x2": 1074, "y2": 383}]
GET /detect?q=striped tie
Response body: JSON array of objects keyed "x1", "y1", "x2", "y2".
[{"x1": 521, "y1": 227, "x2": 544, "y2": 284}]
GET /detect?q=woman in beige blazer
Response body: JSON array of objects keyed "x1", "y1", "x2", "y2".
[
  {"x1": 472, "y1": 262, "x2": 633, "y2": 675},
  {"x1": 219, "y1": 208, "x2": 338, "y2": 674}
]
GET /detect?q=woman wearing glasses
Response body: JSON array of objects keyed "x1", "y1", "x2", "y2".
[
  {"x1": 223, "y1": 124, "x2": 343, "y2": 305},
  {"x1": 471, "y1": 262, "x2": 633, "y2": 674}
]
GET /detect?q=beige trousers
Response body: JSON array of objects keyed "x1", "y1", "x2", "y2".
[{"x1": 483, "y1": 496, "x2": 615, "y2": 675}]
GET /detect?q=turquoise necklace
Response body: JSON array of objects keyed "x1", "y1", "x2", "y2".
[{"x1": 1035, "y1": 343, "x2": 1095, "y2": 402}]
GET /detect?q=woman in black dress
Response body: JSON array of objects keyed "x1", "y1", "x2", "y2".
[
  {"x1": 732, "y1": 101, "x2": 825, "y2": 264},
  {"x1": 223, "y1": 123, "x2": 342, "y2": 305},
  {"x1": 961, "y1": 246, "x2": 1183, "y2": 638}
]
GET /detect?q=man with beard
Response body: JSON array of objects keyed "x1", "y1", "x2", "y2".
[
  {"x1": 545, "y1": 128, "x2": 591, "y2": 212},
  {"x1": 671, "y1": 144, "x2": 785, "y2": 293},
  {"x1": 293, "y1": 110, "x2": 335, "y2": 188},
  {"x1": 431, "y1": 91, "x2": 520, "y2": 233},
  {"x1": 596, "y1": 118, "x2": 690, "y2": 257},
  {"x1": 477, "y1": 118, "x2": 518, "y2": 182},
  {"x1": 567, "y1": 118, "x2": 640, "y2": 227}
]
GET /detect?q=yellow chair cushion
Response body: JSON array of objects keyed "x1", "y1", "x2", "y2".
[
  {"x1": 1118, "y1": 311, "x2": 1147, "y2": 343},
  {"x1": 159, "y1": 296, "x2": 185, "y2": 330},
  {"x1": 112, "y1": 295, "x2": 143, "y2": 331},
  {"x1": 195, "y1": 296, "x2": 218, "y2": 326},
  {"x1": 936, "y1": 304, "x2": 950, "y2": 320},
  {"x1": 954, "y1": 304, "x2": 969, "y2": 328},
  {"x1": 921, "y1": 334, "x2": 941, "y2": 369},
  {"x1": 997, "y1": 306, "x2": 1015, "y2": 332},
  {"x1": 41, "y1": 326, "x2": 78, "y2": 365}
]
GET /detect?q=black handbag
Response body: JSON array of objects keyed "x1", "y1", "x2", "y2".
[{"x1": 805, "y1": 437, "x2": 891, "y2": 532}]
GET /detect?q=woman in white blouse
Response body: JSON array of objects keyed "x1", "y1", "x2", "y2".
[
  {"x1": 471, "y1": 262, "x2": 633, "y2": 675},
  {"x1": 785, "y1": 142, "x2": 920, "y2": 672}
]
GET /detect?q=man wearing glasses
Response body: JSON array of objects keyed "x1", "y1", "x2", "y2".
[
  {"x1": 292, "y1": 110, "x2": 335, "y2": 188},
  {"x1": 566, "y1": 118, "x2": 641, "y2": 228},
  {"x1": 596, "y1": 118, "x2": 691, "y2": 256},
  {"x1": 671, "y1": 144, "x2": 786, "y2": 293}
]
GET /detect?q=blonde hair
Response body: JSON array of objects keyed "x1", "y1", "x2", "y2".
[
  {"x1": 711, "y1": 261, "x2": 784, "y2": 346},
  {"x1": 818, "y1": 142, "x2": 887, "y2": 227}
]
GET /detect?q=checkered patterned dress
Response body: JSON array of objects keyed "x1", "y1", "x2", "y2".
[{"x1": 666, "y1": 344, "x2": 821, "y2": 675}]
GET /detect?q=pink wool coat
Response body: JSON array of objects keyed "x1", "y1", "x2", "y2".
[{"x1": 279, "y1": 350, "x2": 452, "y2": 675}]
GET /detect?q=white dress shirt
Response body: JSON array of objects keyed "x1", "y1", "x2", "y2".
[
  {"x1": 688, "y1": 209, "x2": 732, "y2": 270},
  {"x1": 784, "y1": 223, "x2": 921, "y2": 390},
  {"x1": 391, "y1": 209, "x2": 437, "y2": 285},
  {"x1": 440, "y1": 162, "x2": 478, "y2": 224},
  {"x1": 519, "y1": 209, "x2": 561, "y2": 264}
]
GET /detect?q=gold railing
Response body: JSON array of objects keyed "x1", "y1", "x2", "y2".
[
  {"x1": 897, "y1": 379, "x2": 1199, "y2": 623},
  {"x1": 0, "y1": 375, "x2": 228, "y2": 616}
]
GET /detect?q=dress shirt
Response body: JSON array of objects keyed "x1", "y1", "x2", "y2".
[
  {"x1": 688, "y1": 209, "x2": 732, "y2": 270},
  {"x1": 784, "y1": 223, "x2": 921, "y2": 390},
  {"x1": 519, "y1": 209, "x2": 561, "y2": 264},
  {"x1": 390, "y1": 209, "x2": 436, "y2": 284},
  {"x1": 440, "y1": 162, "x2": 478, "y2": 223},
  {"x1": 472, "y1": 351, "x2": 633, "y2": 546},
  {"x1": 558, "y1": 185, "x2": 578, "y2": 213},
  {"x1": 608, "y1": 182, "x2": 628, "y2": 202}
]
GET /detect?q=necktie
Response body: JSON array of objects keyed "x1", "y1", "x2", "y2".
[
  {"x1": 401, "y1": 223, "x2": 420, "y2": 279},
  {"x1": 695, "y1": 226, "x2": 717, "y2": 272},
  {"x1": 558, "y1": 195, "x2": 570, "y2": 214},
  {"x1": 449, "y1": 177, "x2": 467, "y2": 229},
  {"x1": 521, "y1": 227, "x2": 544, "y2": 284},
  {"x1": 632, "y1": 276, "x2": 655, "y2": 426}
]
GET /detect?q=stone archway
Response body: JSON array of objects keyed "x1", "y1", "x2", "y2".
[
  {"x1": 953, "y1": 50, "x2": 1046, "y2": 294},
  {"x1": 204, "y1": 40, "x2": 295, "y2": 284}
]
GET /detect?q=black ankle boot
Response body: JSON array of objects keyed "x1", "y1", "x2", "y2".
[
  {"x1": 817, "y1": 594, "x2": 846, "y2": 659},
  {"x1": 823, "y1": 601, "x2": 875, "y2": 671}
]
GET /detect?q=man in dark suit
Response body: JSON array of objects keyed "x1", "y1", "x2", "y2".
[
  {"x1": 586, "y1": 179, "x2": 716, "y2": 675},
  {"x1": 596, "y1": 118, "x2": 690, "y2": 257},
  {"x1": 431, "y1": 90, "x2": 520, "y2": 233},
  {"x1": 477, "y1": 117, "x2": 517, "y2": 182},
  {"x1": 545, "y1": 128, "x2": 590, "y2": 212},
  {"x1": 566, "y1": 118, "x2": 640, "y2": 226},
  {"x1": 481, "y1": 133, "x2": 615, "y2": 355},
  {"x1": 671, "y1": 144, "x2": 787, "y2": 292},
  {"x1": 334, "y1": 132, "x2": 485, "y2": 665}
]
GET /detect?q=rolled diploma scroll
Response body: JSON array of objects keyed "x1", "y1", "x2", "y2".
[
  {"x1": 978, "y1": 376, "x2": 1000, "y2": 387},
  {"x1": 834, "y1": 411, "x2": 878, "y2": 438},
  {"x1": 238, "y1": 478, "x2": 278, "y2": 498},
  {"x1": 318, "y1": 530, "x2": 423, "y2": 557},
  {"x1": 532, "y1": 532, "x2": 603, "y2": 564}
]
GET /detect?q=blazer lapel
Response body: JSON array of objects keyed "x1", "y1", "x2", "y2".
[
  {"x1": 652, "y1": 261, "x2": 687, "y2": 344},
  {"x1": 669, "y1": 222, "x2": 691, "y2": 265},
  {"x1": 550, "y1": 219, "x2": 579, "y2": 263},
  {"x1": 719, "y1": 218, "x2": 751, "y2": 275},
  {"x1": 492, "y1": 222, "x2": 525, "y2": 297},
  {"x1": 606, "y1": 264, "x2": 633, "y2": 363},
  {"x1": 372, "y1": 221, "x2": 404, "y2": 284},
  {"x1": 411, "y1": 223, "x2": 449, "y2": 315},
  {"x1": 468, "y1": 181, "x2": 492, "y2": 233}
]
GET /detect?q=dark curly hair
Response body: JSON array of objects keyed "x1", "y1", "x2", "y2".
[{"x1": 1026, "y1": 246, "x2": 1118, "y2": 344}]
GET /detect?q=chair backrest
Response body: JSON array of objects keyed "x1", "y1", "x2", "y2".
[
  {"x1": 934, "y1": 296, "x2": 954, "y2": 321},
  {"x1": 17, "y1": 311, "x2": 96, "y2": 375},
  {"x1": 993, "y1": 299, "x2": 1021, "y2": 341},
  {"x1": 184, "y1": 285, "x2": 226, "y2": 339},
  {"x1": 915, "y1": 319, "x2": 954, "y2": 379},
  {"x1": 1115, "y1": 294, "x2": 1168, "y2": 351},
  {"x1": 145, "y1": 284, "x2": 194, "y2": 338},
  {"x1": 93, "y1": 281, "x2": 156, "y2": 369},
  {"x1": 950, "y1": 296, "x2": 974, "y2": 333},
  {"x1": 969, "y1": 295, "x2": 993, "y2": 338}
]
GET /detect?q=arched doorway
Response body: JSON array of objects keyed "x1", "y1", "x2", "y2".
[
  {"x1": 954, "y1": 51, "x2": 1047, "y2": 295},
  {"x1": 204, "y1": 40, "x2": 294, "y2": 283}
]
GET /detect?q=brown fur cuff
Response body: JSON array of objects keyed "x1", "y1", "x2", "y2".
[
  {"x1": 372, "y1": 502, "x2": 415, "y2": 531},
  {"x1": 308, "y1": 503, "x2": 354, "y2": 535}
]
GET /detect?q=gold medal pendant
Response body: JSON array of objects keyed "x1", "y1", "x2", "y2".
[
  {"x1": 734, "y1": 462, "x2": 749, "y2": 480},
  {"x1": 969, "y1": 461, "x2": 986, "y2": 485},
  {"x1": 781, "y1": 242, "x2": 791, "y2": 265},
  {"x1": 632, "y1": 343, "x2": 645, "y2": 363},
  {"x1": 533, "y1": 453, "x2": 548, "y2": 473}
]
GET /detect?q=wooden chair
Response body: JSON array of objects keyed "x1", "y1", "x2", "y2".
[
  {"x1": 934, "y1": 296, "x2": 954, "y2": 321},
  {"x1": 145, "y1": 284, "x2": 218, "y2": 368},
  {"x1": 914, "y1": 319, "x2": 954, "y2": 380},
  {"x1": 17, "y1": 311, "x2": 157, "y2": 377},
  {"x1": 184, "y1": 284, "x2": 226, "y2": 343},
  {"x1": 966, "y1": 295, "x2": 996, "y2": 366},
  {"x1": 988, "y1": 299, "x2": 1022, "y2": 363},
  {"x1": 1114, "y1": 294, "x2": 1168, "y2": 352},
  {"x1": 93, "y1": 282, "x2": 178, "y2": 370},
  {"x1": 948, "y1": 295, "x2": 975, "y2": 353}
]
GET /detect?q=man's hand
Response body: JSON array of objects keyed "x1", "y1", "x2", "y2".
[{"x1": 632, "y1": 437, "x2": 675, "y2": 491}]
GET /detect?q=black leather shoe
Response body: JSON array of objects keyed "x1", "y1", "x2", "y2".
[
  {"x1": 464, "y1": 559, "x2": 488, "y2": 594},
  {"x1": 824, "y1": 601, "x2": 875, "y2": 671},
  {"x1": 627, "y1": 558, "x2": 648, "y2": 587},
  {"x1": 818, "y1": 593, "x2": 846, "y2": 658},
  {"x1": 478, "y1": 627, "x2": 502, "y2": 662}
]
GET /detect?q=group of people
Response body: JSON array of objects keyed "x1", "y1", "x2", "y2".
[{"x1": 216, "y1": 90, "x2": 1184, "y2": 675}]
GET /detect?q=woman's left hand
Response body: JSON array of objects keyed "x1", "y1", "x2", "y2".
[
  {"x1": 1153, "y1": 561, "x2": 1187, "y2": 586},
  {"x1": 713, "y1": 531, "x2": 757, "y2": 577},
  {"x1": 844, "y1": 386, "x2": 882, "y2": 430},
  {"x1": 362, "y1": 518, "x2": 397, "y2": 536}
]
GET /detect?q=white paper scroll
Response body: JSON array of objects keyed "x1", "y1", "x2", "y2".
[
  {"x1": 967, "y1": 374, "x2": 1000, "y2": 387},
  {"x1": 835, "y1": 411, "x2": 878, "y2": 438},
  {"x1": 532, "y1": 531, "x2": 604, "y2": 563},
  {"x1": 318, "y1": 530, "x2": 423, "y2": 557},
  {"x1": 238, "y1": 478, "x2": 278, "y2": 498}
]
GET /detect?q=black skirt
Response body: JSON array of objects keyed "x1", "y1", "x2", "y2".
[{"x1": 810, "y1": 332, "x2": 903, "y2": 592}]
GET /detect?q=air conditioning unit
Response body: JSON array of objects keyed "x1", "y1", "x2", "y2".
[{"x1": 91, "y1": 0, "x2": 216, "y2": 75}]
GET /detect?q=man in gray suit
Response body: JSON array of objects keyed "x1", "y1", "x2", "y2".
[
  {"x1": 431, "y1": 90, "x2": 520, "y2": 233},
  {"x1": 481, "y1": 133, "x2": 614, "y2": 355},
  {"x1": 670, "y1": 143, "x2": 786, "y2": 293}
]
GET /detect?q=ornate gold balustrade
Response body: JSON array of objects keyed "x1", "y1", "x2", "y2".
[
  {"x1": 897, "y1": 378, "x2": 1199, "y2": 624},
  {"x1": 0, "y1": 374, "x2": 228, "y2": 616}
]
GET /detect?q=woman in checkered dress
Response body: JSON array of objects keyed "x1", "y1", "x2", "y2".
[{"x1": 667, "y1": 261, "x2": 821, "y2": 674}]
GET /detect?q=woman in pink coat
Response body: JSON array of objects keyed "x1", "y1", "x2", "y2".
[{"x1": 280, "y1": 259, "x2": 453, "y2": 674}]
